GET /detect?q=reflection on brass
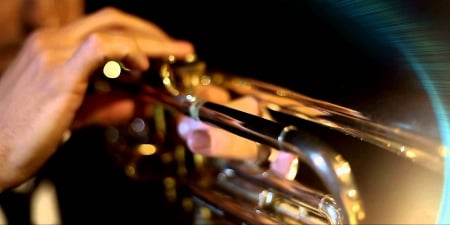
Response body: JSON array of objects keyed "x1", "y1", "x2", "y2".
[
  {"x1": 97, "y1": 54, "x2": 444, "y2": 225},
  {"x1": 160, "y1": 53, "x2": 207, "y2": 97}
]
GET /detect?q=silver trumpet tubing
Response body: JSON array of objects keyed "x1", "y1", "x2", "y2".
[
  {"x1": 139, "y1": 83, "x2": 363, "y2": 225},
  {"x1": 96, "y1": 54, "x2": 444, "y2": 224},
  {"x1": 189, "y1": 160, "x2": 342, "y2": 225},
  {"x1": 148, "y1": 80, "x2": 368, "y2": 222},
  {"x1": 208, "y1": 74, "x2": 445, "y2": 174}
]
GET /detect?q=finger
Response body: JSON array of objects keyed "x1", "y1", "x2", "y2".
[
  {"x1": 270, "y1": 151, "x2": 298, "y2": 180},
  {"x1": 190, "y1": 126, "x2": 259, "y2": 160},
  {"x1": 60, "y1": 7, "x2": 171, "y2": 43},
  {"x1": 177, "y1": 116, "x2": 257, "y2": 159},
  {"x1": 192, "y1": 85, "x2": 230, "y2": 103},
  {"x1": 179, "y1": 96, "x2": 261, "y2": 160},
  {"x1": 72, "y1": 91, "x2": 136, "y2": 129},
  {"x1": 65, "y1": 32, "x2": 149, "y2": 84},
  {"x1": 177, "y1": 95, "x2": 258, "y2": 138},
  {"x1": 136, "y1": 38, "x2": 195, "y2": 58},
  {"x1": 177, "y1": 117, "x2": 210, "y2": 139}
]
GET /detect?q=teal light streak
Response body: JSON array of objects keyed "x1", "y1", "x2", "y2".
[
  {"x1": 316, "y1": 0, "x2": 450, "y2": 223},
  {"x1": 403, "y1": 49, "x2": 449, "y2": 225}
]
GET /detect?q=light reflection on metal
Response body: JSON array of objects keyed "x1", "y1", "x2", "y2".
[
  {"x1": 97, "y1": 55, "x2": 445, "y2": 224},
  {"x1": 100, "y1": 55, "x2": 364, "y2": 224},
  {"x1": 103, "y1": 60, "x2": 123, "y2": 79},
  {"x1": 209, "y1": 72, "x2": 444, "y2": 174},
  {"x1": 137, "y1": 144, "x2": 156, "y2": 156}
]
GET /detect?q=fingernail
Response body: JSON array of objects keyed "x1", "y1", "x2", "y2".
[
  {"x1": 177, "y1": 117, "x2": 206, "y2": 137},
  {"x1": 177, "y1": 120, "x2": 190, "y2": 137},
  {"x1": 188, "y1": 130, "x2": 211, "y2": 154},
  {"x1": 174, "y1": 40, "x2": 195, "y2": 54}
]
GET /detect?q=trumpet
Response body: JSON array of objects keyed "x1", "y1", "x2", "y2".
[{"x1": 95, "y1": 54, "x2": 445, "y2": 225}]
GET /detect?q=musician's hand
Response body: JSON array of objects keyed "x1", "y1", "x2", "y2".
[
  {"x1": 23, "y1": 0, "x2": 85, "y2": 31},
  {"x1": 178, "y1": 94, "x2": 261, "y2": 160},
  {"x1": 177, "y1": 85, "x2": 298, "y2": 178},
  {"x1": 0, "y1": 7, "x2": 194, "y2": 190}
]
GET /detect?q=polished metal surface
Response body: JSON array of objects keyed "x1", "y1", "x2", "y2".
[{"x1": 96, "y1": 55, "x2": 444, "y2": 225}]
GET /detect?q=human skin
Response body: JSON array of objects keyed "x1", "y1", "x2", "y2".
[
  {"x1": 0, "y1": 6, "x2": 194, "y2": 190},
  {"x1": 176, "y1": 86, "x2": 298, "y2": 178},
  {"x1": 0, "y1": 1, "x2": 294, "y2": 191}
]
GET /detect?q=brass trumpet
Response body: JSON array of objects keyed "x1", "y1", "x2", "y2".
[{"x1": 95, "y1": 54, "x2": 445, "y2": 225}]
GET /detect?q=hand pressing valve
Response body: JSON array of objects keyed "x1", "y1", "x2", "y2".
[{"x1": 176, "y1": 85, "x2": 299, "y2": 179}]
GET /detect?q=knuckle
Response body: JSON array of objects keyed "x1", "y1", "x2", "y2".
[
  {"x1": 84, "y1": 33, "x2": 106, "y2": 52},
  {"x1": 35, "y1": 51, "x2": 54, "y2": 67},
  {"x1": 25, "y1": 30, "x2": 51, "y2": 53},
  {"x1": 97, "y1": 6, "x2": 123, "y2": 18}
]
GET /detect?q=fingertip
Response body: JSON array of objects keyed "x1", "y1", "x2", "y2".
[
  {"x1": 177, "y1": 117, "x2": 191, "y2": 138},
  {"x1": 187, "y1": 130, "x2": 211, "y2": 155},
  {"x1": 177, "y1": 117, "x2": 210, "y2": 138},
  {"x1": 175, "y1": 39, "x2": 195, "y2": 50},
  {"x1": 168, "y1": 40, "x2": 196, "y2": 57}
]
